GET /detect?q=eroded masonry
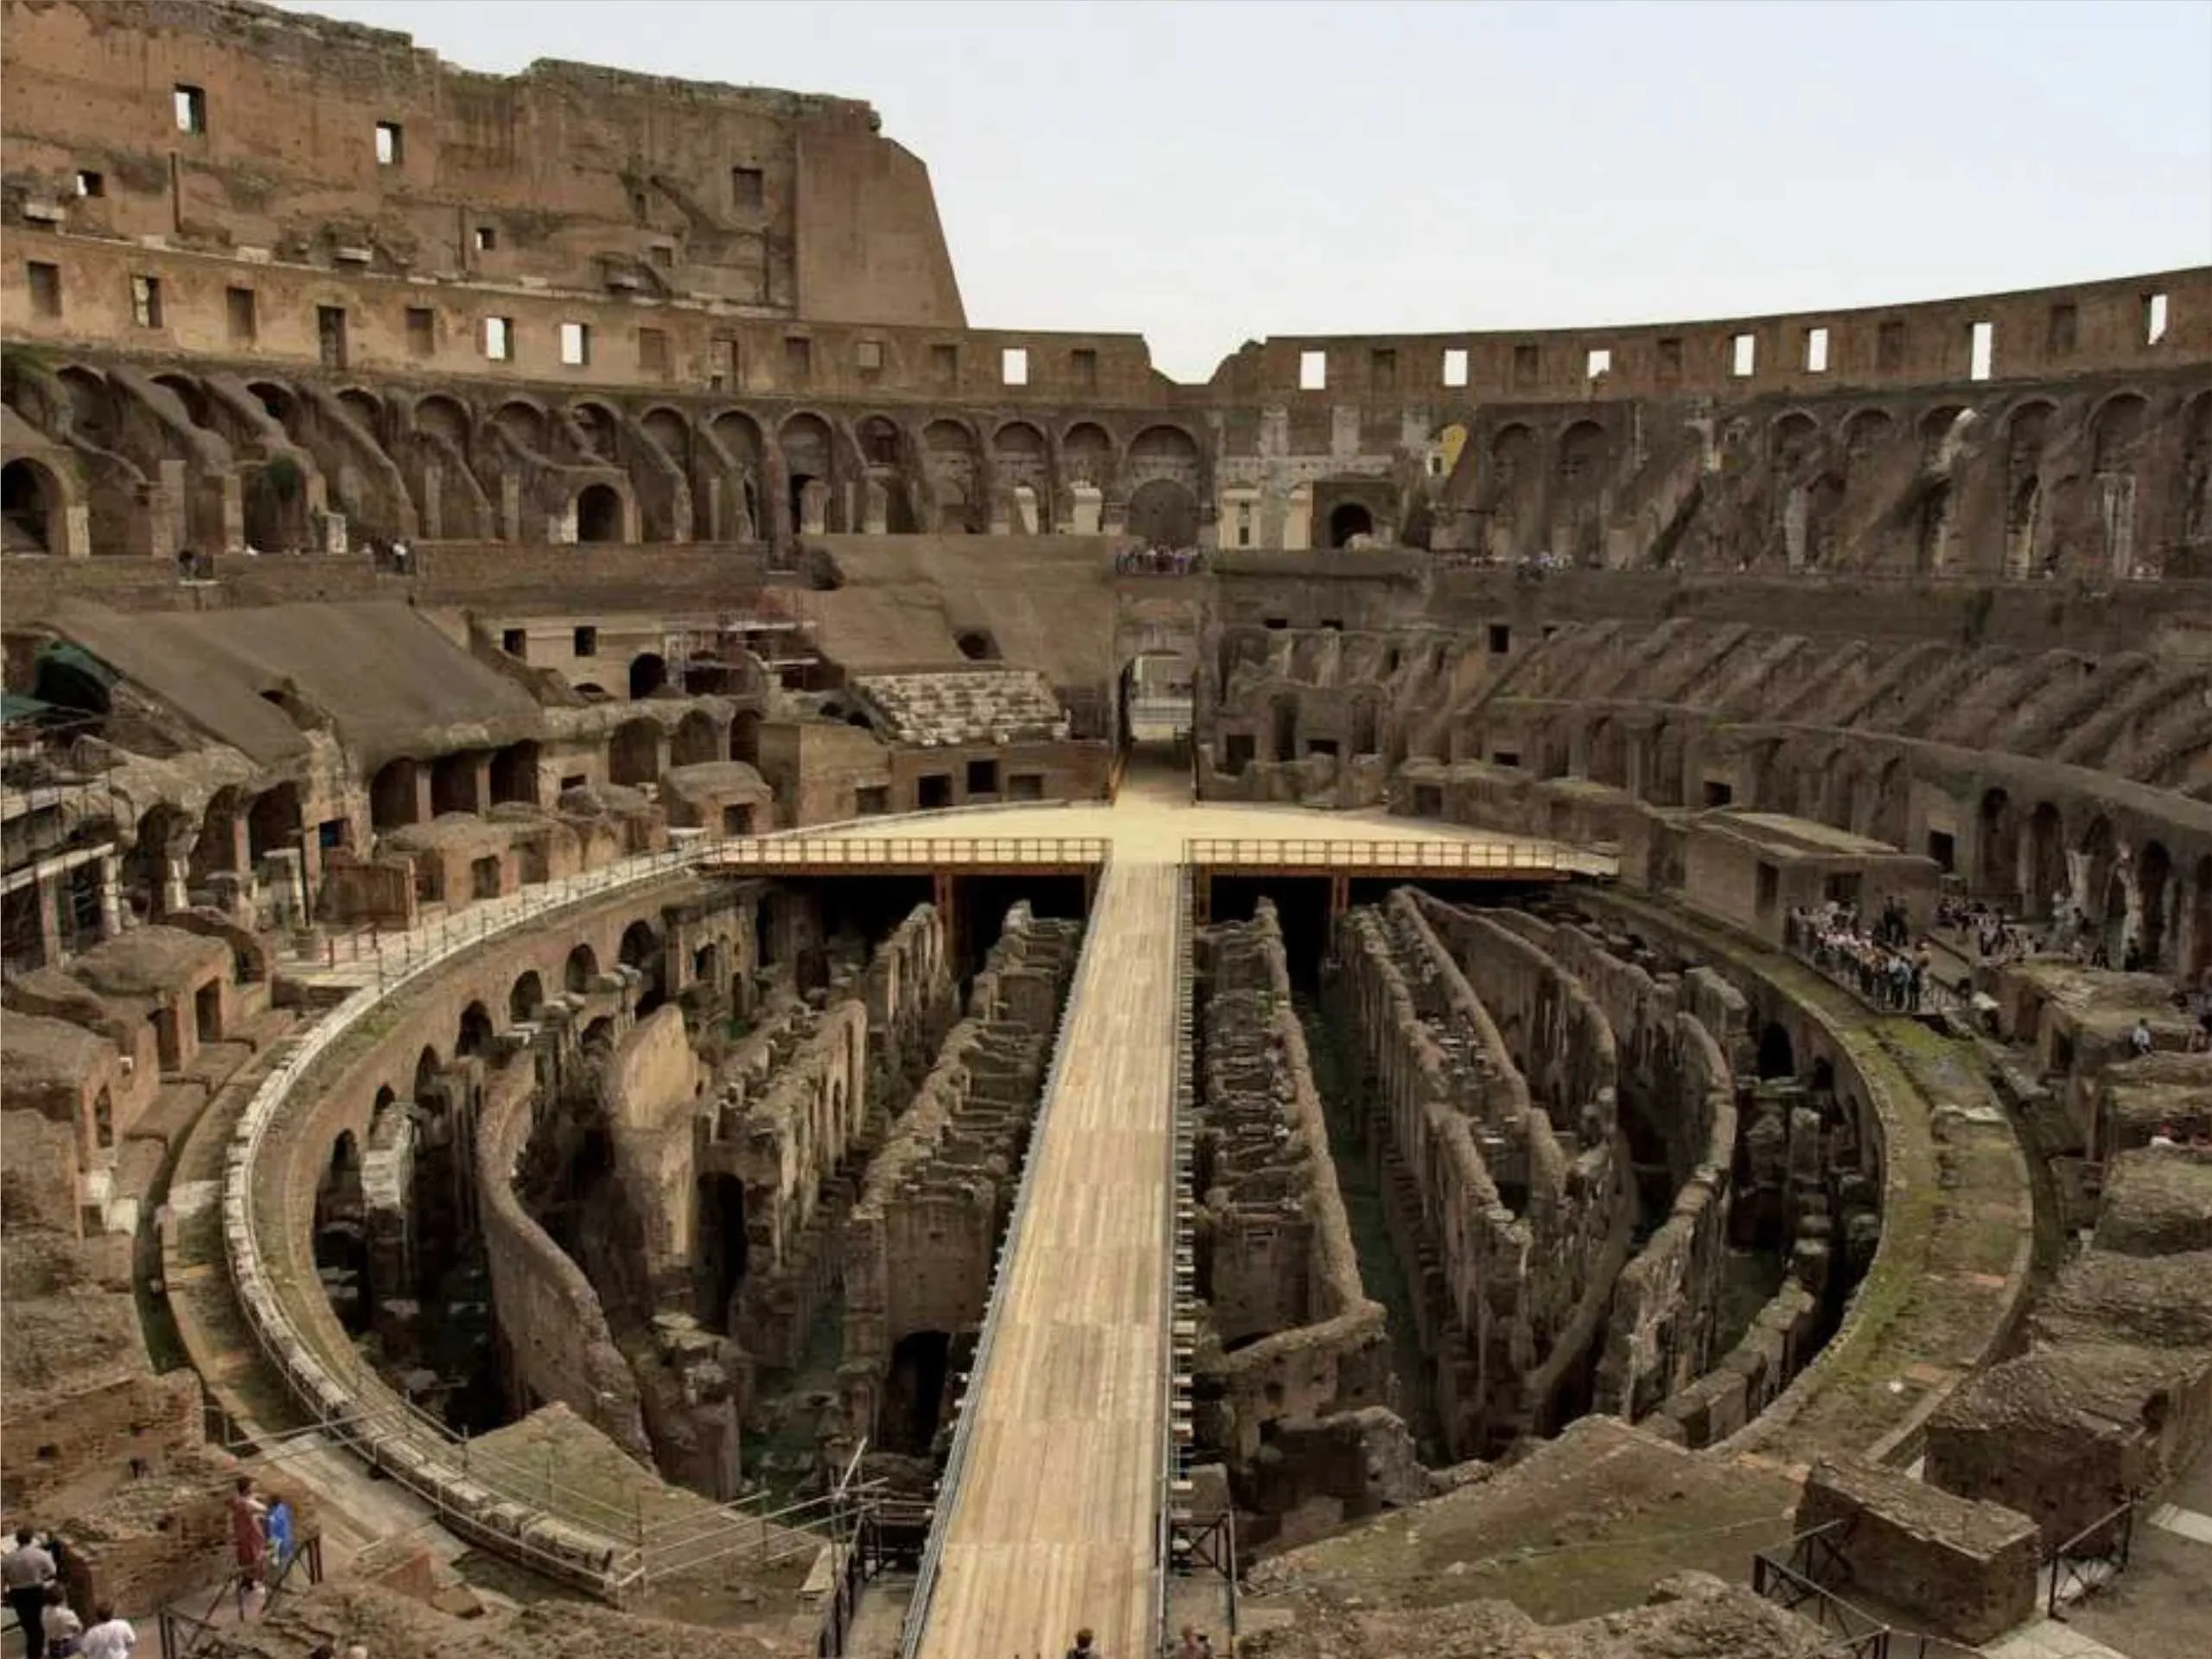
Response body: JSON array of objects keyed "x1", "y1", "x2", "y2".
[{"x1": 4, "y1": 2, "x2": 2212, "y2": 1657}]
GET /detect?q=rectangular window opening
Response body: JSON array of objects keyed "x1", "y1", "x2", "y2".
[
  {"x1": 1730, "y1": 333, "x2": 1756, "y2": 377},
  {"x1": 1487, "y1": 623, "x2": 1511, "y2": 654},
  {"x1": 174, "y1": 85, "x2": 207, "y2": 134},
  {"x1": 226, "y1": 285, "x2": 258, "y2": 342},
  {"x1": 1585, "y1": 347, "x2": 1612, "y2": 381},
  {"x1": 2145, "y1": 291, "x2": 2169, "y2": 346},
  {"x1": 1804, "y1": 325, "x2": 1830, "y2": 373},
  {"x1": 405, "y1": 305, "x2": 435, "y2": 357},
  {"x1": 374, "y1": 121, "x2": 403, "y2": 166},
  {"x1": 1370, "y1": 347, "x2": 1397, "y2": 390},
  {"x1": 501, "y1": 629, "x2": 527, "y2": 658},
  {"x1": 474, "y1": 225, "x2": 497, "y2": 252},
  {"x1": 483, "y1": 316, "x2": 513, "y2": 361},
  {"x1": 784, "y1": 335, "x2": 812, "y2": 380},
  {"x1": 130, "y1": 273, "x2": 163, "y2": 329},
  {"x1": 316, "y1": 304, "x2": 347, "y2": 369},
  {"x1": 730, "y1": 165, "x2": 763, "y2": 210},
  {"x1": 573, "y1": 626, "x2": 598, "y2": 658},
  {"x1": 1298, "y1": 348, "x2": 1327, "y2": 391},
  {"x1": 856, "y1": 338, "x2": 884, "y2": 373},
  {"x1": 637, "y1": 326, "x2": 667, "y2": 374},
  {"x1": 711, "y1": 335, "x2": 738, "y2": 389},
  {"x1": 27, "y1": 261, "x2": 61, "y2": 318},
  {"x1": 1512, "y1": 343, "x2": 1539, "y2": 386},
  {"x1": 1000, "y1": 346, "x2": 1029, "y2": 386},
  {"x1": 1441, "y1": 347, "x2": 1469, "y2": 387},
  {"x1": 648, "y1": 243, "x2": 673, "y2": 269},
  {"x1": 74, "y1": 169, "x2": 104, "y2": 199},
  {"x1": 1656, "y1": 337, "x2": 1684, "y2": 378},
  {"x1": 2046, "y1": 302, "x2": 2077, "y2": 355},
  {"x1": 1071, "y1": 347, "x2": 1098, "y2": 391},
  {"x1": 559, "y1": 321, "x2": 591, "y2": 367},
  {"x1": 930, "y1": 342, "x2": 959, "y2": 385},
  {"x1": 1968, "y1": 319, "x2": 1994, "y2": 382}
]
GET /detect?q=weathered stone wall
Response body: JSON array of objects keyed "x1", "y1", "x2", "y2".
[
  {"x1": 840, "y1": 902, "x2": 1081, "y2": 1443},
  {"x1": 1191, "y1": 903, "x2": 1393, "y2": 1542}
]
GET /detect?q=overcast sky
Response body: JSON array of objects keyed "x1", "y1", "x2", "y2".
[{"x1": 282, "y1": 0, "x2": 2212, "y2": 383}]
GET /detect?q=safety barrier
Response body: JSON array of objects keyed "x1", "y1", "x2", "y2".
[
  {"x1": 225, "y1": 837, "x2": 851, "y2": 1598},
  {"x1": 1183, "y1": 836, "x2": 1591, "y2": 873},
  {"x1": 704, "y1": 834, "x2": 1110, "y2": 871}
]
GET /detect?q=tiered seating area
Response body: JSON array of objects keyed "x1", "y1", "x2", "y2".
[{"x1": 853, "y1": 670, "x2": 1069, "y2": 746}]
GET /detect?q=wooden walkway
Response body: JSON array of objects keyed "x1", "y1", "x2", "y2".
[{"x1": 915, "y1": 857, "x2": 1180, "y2": 1659}]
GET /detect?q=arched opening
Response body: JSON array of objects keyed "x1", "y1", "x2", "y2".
[
  {"x1": 2024, "y1": 803, "x2": 2067, "y2": 918},
  {"x1": 696, "y1": 1171, "x2": 749, "y2": 1328},
  {"x1": 245, "y1": 782, "x2": 303, "y2": 864},
  {"x1": 2005, "y1": 475, "x2": 2043, "y2": 579},
  {"x1": 1, "y1": 458, "x2": 59, "y2": 552},
  {"x1": 370, "y1": 759, "x2": 418, "y2": 832},
  {"x1": 609, "y1": 718, "x2": 661, "y2": 786},
  {"x1": 565, "y1": 943, "x2": 599, "y2": 996},
  {"x1": 729, "y1": 710, "x2": 762, "y2": 767},
  {"x1": 413, "y1": 1045, "x2": 442, "y2": 1100},
  {"x1": 1756, "y1": 1022, "x2": 1796, "y2": 1082},
  {"x1": 188, "y1": 788, "x2": 245, "y2": 885},
  {"x1": 509, "y1": 971, "x2": 545, "y2": 1024},
  {"x1": 456, "y1": 1001, "x2": 494, "y2": 1060},
  {"x1": 313, "y1": 1128, "x2": 371, "y2": 1335},
  {"x1": 124, "y1": 802, "x2": 191, "y2": 920},
  {"x1": 430, "y1": 751, "x2": 479, "y2": 817},
  {"x1": 781, "y1": 412, "x2": 834, "y2": 535},
  {"x1": 2190, "y1": 856, "x2": 2212, "y2": 983},
  {"x1": 672, "y1": 709, "x2": 718, "y2": 766},
  {"x1": 621, "y1": 920, "x2": 664, "y2": 1014},
  {"x1": 954, "y1": 629, "x2": 999, "y2": 662},
  {"x1": 858, "y1": 415, "x2": 902, "y2": 468},
  {"x1": 1976, "y1": 788, "x2": 2018, "y2": 903},
  {"x1": 692, "y1": 941, "x2": 722, "y2": 988},
  {"x1": 628, "y1": 654, "x2": 667, "y2": 699},
  {"x1": 2137, "y1": 841, "x2": 2173, "y2": 970},
  {"x1": 881, "y1": 1330, "x2": 956, "y2": 1455},
  {"x1": 1127, "y1": 478, "x2": 1198, "y2": 551},
  {"x1": 1326, "y1": 501, "x2": 1375, "y2": 548},
  {"x1": 488, "y1": 742, "x2": 539, "y2": 807},
  {"x1": 575, "y1": 483, "x2": 623, "y2": 543}
]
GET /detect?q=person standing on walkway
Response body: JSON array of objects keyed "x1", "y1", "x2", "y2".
[
  {"x1": 41, "y1": 1585, "x2": 84, "y2": 1656},
  {"x1": 228, "y1": 1477, "x2": 268, "y2": 1618},
  {"x1": 3, "y1": 1528, "x2": 57, "y2": 1658},
  {"x1": 1067, "y1": 1628, "x2": 1099, "y2": 1659},
  {"x1": 77, "y1": 1605, "x2": 133, "y2": 1659}
]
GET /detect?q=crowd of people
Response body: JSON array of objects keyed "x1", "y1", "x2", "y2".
[
  {"x1": 1785, "y1": 896, "x2": 1949, "y2": 1014},
  {"x1": 0, "y1": 1477, "x2": 355, "y2": 1659},
  {"x1": 1114, "y1": 545, "x2": 1205, "y2": 575}
]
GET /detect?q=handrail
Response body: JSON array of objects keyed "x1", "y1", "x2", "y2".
[
  {"x1": 1152, "y1": 869, "x2": 1194, "y2": 1656},
  {"x1": 1182, "y1": 836, "x2": 1590, "y2": 872},
  {"x1": 2045, "y1": 1493, "x2": 2139, "y2": 1616},
  {"x1": 705, "y1": 835, "x2": 1111, "y2": 868},
  {"x1": 896, "y1": 858, "x2": 1109, "y2": 1657},
  {"x1": 222, "y1": 837, "x2": 850, "y2": 1596}
]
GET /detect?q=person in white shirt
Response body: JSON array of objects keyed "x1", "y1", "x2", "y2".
[
  {"x1": 42, "y1": 1585, "x2": 85, "y2": 1656},
  {"x1": 80, "y1": 1605, "x2": 135, "y2": 1659}
]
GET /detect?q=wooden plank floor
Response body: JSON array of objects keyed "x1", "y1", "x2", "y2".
[{"x1": 916, "y1": 857, "x2": 1179, "y2": 1659}]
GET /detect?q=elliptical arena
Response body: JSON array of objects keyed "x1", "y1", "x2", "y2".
[{"x1": 4, "y1": 6, "x2": 2212, "y2": 1656}]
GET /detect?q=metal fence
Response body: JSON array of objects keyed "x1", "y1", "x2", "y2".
[
  {"x1": 2046, "y1": 1495, "x2": 2139, "y2": 1617},
  {"x1": 1183, "y1": 836, "x2": 1588, "y2": 873},
  {"x1": 704, "y1": 834, "x2": 1110, "y2": 871}
]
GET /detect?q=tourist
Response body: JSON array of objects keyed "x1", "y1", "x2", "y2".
[
  {"x1": 42, "y1": 1584, "x2": 84, "y2": 1656},
  {"x1": 2131, "y1": 1017, "x2": 2155, "y2": 1058},
  {"x1": 2150, "y1": 1123, "x2": 2181, "y2": 1150},
  {"x1": 1066, "y1": 1628, "x2": 1098, "y2": 1658},
  {"x1": 229, "y1": 1476, "x2": 268, "y2": 1618},
  {"x1": 77, "y1": 1605, "x2": 133, "y2": 1659},
  {"x1": 3, "y1": 1528, "x2": 58, "y2": 1658},
  {"x1": 1176, "y1": 1627, "x2": 1204, "y2": 1659}
]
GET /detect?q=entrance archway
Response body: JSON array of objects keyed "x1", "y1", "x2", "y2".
[
  {"x1": 1326, "y1": 501, "x2": 1375, "y2": 548},
  {"x1": 576, "y1": 483, "x2": 623, "y2": 543},
  {"x1": 1, "y1": 458, "x2": 59, "y2": 552}
]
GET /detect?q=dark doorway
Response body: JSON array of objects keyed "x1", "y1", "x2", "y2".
[
  {"x1": 576, "y1": 483, "x2": 622, "y2": 543},
  {"x1": 882, "y1": 1330, "x2": 954, "y2": 1455},
  {"x1": 1327, "y1": 501, "x2": 1375, "y2": 547},
  {"x1": 697, "y1": 1172, "x2": 749, "y2": 1328}
]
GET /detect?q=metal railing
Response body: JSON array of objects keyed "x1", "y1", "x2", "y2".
[
  {"x1": 2046, "y1": 1495, "x2": 2139, "y2": 1617},
  {"x1": 1153, "y1": 869, "x2": 1195, "y2": 1656},
  {"x1": 1182, "y1": 836, "x2": 1587, "y2": 873},
  {"x1": 1749, "y1": 1522, "x2": 1918, "y2": 1659},
  {"x1": 1782, "y1": 928, "x2": 1964, "y2": 1019},
  {"x1": 896, "y1": 860, "x2": 1112, "y2": 1657},
  {"x1": 225, "y1": 837, "x2": 851, "y2": 1596},
  {"x1": 704, "y1": 834, "x2": 1110, "y2": 870}
]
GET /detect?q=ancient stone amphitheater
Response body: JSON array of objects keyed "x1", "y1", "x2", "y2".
[{"x1": 3, "y1": 4, "x2": 2209, "y2": 1658}]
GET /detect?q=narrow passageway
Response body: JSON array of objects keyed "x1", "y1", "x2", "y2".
[{"x1": 915, "y1": 852, "x2": 1180, "y2": 1659}]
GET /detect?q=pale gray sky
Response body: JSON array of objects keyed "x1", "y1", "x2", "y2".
[{"x1": 282, "y1": 0, "x2": 2212, "y2": 383}]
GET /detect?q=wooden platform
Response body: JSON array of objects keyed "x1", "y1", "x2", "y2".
[{"x1": 915, "y1": 857, "x2": 1180, "y2": 1659}]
